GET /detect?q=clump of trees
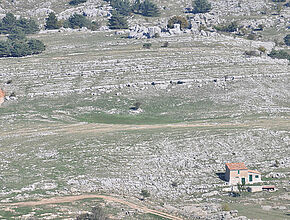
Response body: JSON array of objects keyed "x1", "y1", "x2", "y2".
[
  {"x1": 69, "y1": 0, "x2": 87, "y2": 5},
  {"x1": 0, "y1": 13, "x2": 39, "y2": 35},
  {"x1": 45, "y1": 12, "x2": 100, "y2": 31},
  {"x1": 0, "y1": 13, "x2": 45, "y2": 58},
  {"x1": 105, "y1": 0, "x2": 160, "y2": 29},
  {"x1": 192, "y1": 0, "x2": 212, "y2": 14},
  {"x1": 0, "y1": 32, "x2": 45, "y2": 58},
  {"x1": 167, "y1": 16, "x2": 189, "y2": 29},
  {"x1": 106, "y1": 0, "x2": 160, "y2": 17}
]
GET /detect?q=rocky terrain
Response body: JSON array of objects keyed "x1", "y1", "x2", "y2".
[{"x1": 0, "y1": 0, "x2": 289, "y2": 219}]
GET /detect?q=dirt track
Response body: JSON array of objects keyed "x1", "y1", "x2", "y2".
[
  {"x1": 1, "y1": 118, "x2": 288, "y2": 138},
  {"x1": 7, "y1": 194, "x2": 183, "y2": 220}
]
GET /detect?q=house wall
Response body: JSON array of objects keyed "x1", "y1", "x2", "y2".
[
  {"x1": 248, "y1": 172, "x2": 262, "y2": 184},
  {"x1": 229, "y1": 170, "x2": 248, "y2": 185}
]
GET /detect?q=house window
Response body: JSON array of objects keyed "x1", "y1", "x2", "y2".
[
  {"x1": 238, "y1": 170, "x2": 240, "y2": 174},
  {"x1": 249, "y1": 175, "x2": 253, "y2": 182},
  {"x1": 255, "y1": 175, "x2": 259, "y2": 178}
]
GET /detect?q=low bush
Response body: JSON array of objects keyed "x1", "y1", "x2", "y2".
[
  {"x1": 268, "y1": 49, "x2": 290, "y2": 61},
  {"x1": 143, "y1": 43, "x2": 152, "y2": 49},
  {"x1": 192, "y1": 0, "x2": 212, "y2": 14},
  {"x1": 284, "y1": 34, "x2": 290, "y2": 46},
  {"x1": 214, "y1": 22, "x2": 238, "y2": 32},
  {"x1": 69, "y1": 0, "x2": 87, "y2": 5},
  {"x1": 76, "y1": 206, "x2": 110, "y2": 220}
]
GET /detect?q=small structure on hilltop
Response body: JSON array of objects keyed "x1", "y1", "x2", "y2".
[
  {"x1": 225, "y1": 162, "x2": 262, "y2": 185},
  {"x1": 0, "y1": 88, "x2": 5, "y2": 106}
]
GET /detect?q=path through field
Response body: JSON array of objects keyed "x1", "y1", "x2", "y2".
[
  {"x1": 7, "y1": 194, "x2": 183, "y2": 220},
  {"x1": 1, "y1": 118, "x2": 288, "y2": 138}
]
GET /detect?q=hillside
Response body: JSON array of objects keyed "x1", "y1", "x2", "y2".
[{"x1": 0, "y1": 0, "x2": 289, "y2": 219}]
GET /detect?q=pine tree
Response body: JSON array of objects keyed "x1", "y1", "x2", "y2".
[
  {"x1": 192, "y1": 0, "x2": 212, "y2": 14},
  {"x1": 45, "y1": 12, "x2": 61, "y2": 30},
  {"x1": 108, "y1": 10, "x2": 128, "y2": 29},
  {"x1": 140, "y1": 0, "x2": 160, "y2": 17}
]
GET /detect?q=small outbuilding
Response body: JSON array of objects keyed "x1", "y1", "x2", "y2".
[{"x1": 225, "y1": 162, "x2": 262, "y2": 185}]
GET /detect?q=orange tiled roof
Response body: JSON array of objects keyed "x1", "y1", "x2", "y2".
[
  {"x1": 248, "y1": 170, "x2": 261, "y2": 174},
  {"x1": 225, "y1": 162, "x2": 248, "y2": 170}
]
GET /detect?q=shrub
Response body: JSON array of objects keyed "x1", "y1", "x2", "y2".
[
  {"x1": 167, "y1": 16, "x2": 189, "y2": 30},
  {"x1": 69, "y1": 0, "x2": 87, "y2": 5},
  {"x1": 222, "y1": 203, "x2": 231, "y2": 211},
  {"x1": 161, "y1": 41, "x2": 169, "y2": 47},
  {"x1": 76, "y1": 206, "x2": 110, "y2": 220},
  {"x1": 140, "y1": 189, "x2": 150, "y2": 198},
  {"x1": 247, "y1": 33, "x2": 256, "y2": 40},
  {"x1": 192, "y1": 0, "x2": 212, "y2": 14},
  {"x1": 108, "y1": 10, "x2": 128, "y2": 29},
  {"x1": 143, "y1": 43, "x2": 152, "y2": 49},
  {"x1": 268, "y1": 49, "x2": 290, "y2": 61},
  {"x1": 45, "y1": 12, "x2": 61, "y2": 30},
  {"x1": 284, "y1": 34, "x2": 290, "y2": 46},
  {"x1": 89, "y1": 21, "x2": 101, "y2": 31},
  {"x1": 214, "y1": 22, "x2": 238, "y2": 32},
  {"x1": 258, "y1": 46, "x2": 266, "y2": 53},
  {"x1": 272, "y1": 0, "x2": 286, "y2": 2},
  {"x1": 245, "y1": 50, "x2": 260, "y2": 57}
]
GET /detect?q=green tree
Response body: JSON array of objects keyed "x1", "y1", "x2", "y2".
[
  {"x1": 28, "y1": 39, "x2": 46, "y2": 54},
  {"x1": 0, "y1": 41, "x2": 10, "y2": 57},
  {"x1": 110, "y1": 0, "x2": 132, "y2": 16},
  {"x1": 167, "y1": 16, "x2": 189, "y2": 29},
  {"x1": 45, "y1": 12, "x2": 61, "y2": 30},
  {"x1": 192, "y1": 0, "x2": 212, "y2": 13},
  {"x1": 68, "y1": 14, "x2": 90, "y2": 29},
  {"x1": 0, "y1": 13, "x2": 39, "y2": 35},
  {"x1": 132, "y1": 0, "x2": 142, "y2": 13},
  {"x1": 108, "y1": 10, "x2": 128, "y2": 29},
  {"x1": 140, "y1": 189, "x2": 150, "y2": 198},
  {"x1": 284, "y1": 34, "x2": 290, "y2": 46},
  {"x1": 139, "y1": 0, "x2": 160, "y2": 17},
  {"x1": 17, "y1": 17, "x2": 39, "y2": 34}
]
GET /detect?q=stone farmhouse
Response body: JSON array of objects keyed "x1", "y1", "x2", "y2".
[{"x1": 225, "y1": 162, "x2": 262, "y2": 185}]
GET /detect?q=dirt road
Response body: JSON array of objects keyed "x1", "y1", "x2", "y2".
[{"x1": 7, "y1": 194, "x2": 183, "y2": 220}]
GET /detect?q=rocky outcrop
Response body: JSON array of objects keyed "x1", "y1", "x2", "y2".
[{"x1": 128, "y1": 25, "x2": 162, "y2": 39}]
